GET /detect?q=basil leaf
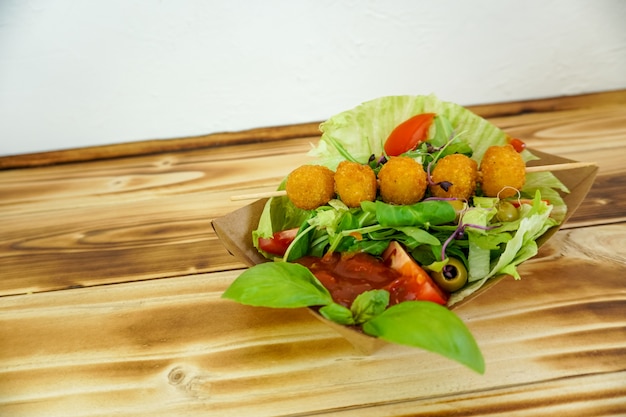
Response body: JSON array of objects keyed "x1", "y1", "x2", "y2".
[
  {"x1": 347, "y1": 239, "x2": 390, "y2": 256},
  {"x1": 362, "y1": 301, "x2": 485, "y2": 373},
  {"x1": 351, "y1": 290, "x2": 389, "y2": 324},
  {"x1": 319, "y1": 303, "x2": 355, "y2": 325},
  {"x1": 222, "y1": 262, "x2": 333, "y2": 308}
]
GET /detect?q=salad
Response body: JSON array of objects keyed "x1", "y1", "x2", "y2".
[{"x1": 222, "y1": 95, "x2": 569, "y2": 373}]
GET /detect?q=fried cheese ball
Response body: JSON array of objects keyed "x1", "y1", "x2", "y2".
[
  {"x1": 378, "y1": 156, "x2": 427, "y2": 205},
  {"x1": 286, "y1": 164, "x2": 335, "y2": 210},
  {"x1": 334, "y1": 161, "x2": 377, "y2": 208},
  {"x1": 480, "y1": 144, "x2": 526, "y2": 198},
  {"x1": 429, "y1": 154, "x2": 479, "y2": 200}
]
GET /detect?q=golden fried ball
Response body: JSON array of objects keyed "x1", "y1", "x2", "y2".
[
  {"x1": 286, "y1": 164, "x2": 335, "y2": 210},
  {"x1": 334, "y1": 161, "x2": 377, "y2": 208},
  {"x1": 378, "y1": 156, "x2": 427, "y2": 205},
  {"x1": 480, "y1": 144, "x2": 526, "y2": 198},
  {"x1": 429, "y1": 154, "x2": 478, "y2": 200}
]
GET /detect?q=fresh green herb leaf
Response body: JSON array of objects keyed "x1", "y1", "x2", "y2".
[
  {"x1": 431, "y1": 114, "x2": 454, "y2": 147},
  {"x1": 351, "y1": 290, "x2": 389, "y2": 324},
  {"x1": 347, "y1": 239, "x2": 390, "y2": 256},
  {"x1": 284, "y1": 222, "x2": 315, "y2": 262},
  {"x1": 396, "y1": 227, "x2": 441, "y2": 247},
  {"x1": 319, "y1": 303, "x2": 355, "y2": 325},
  {"x1": 374, "y1": 200, "x2": 456, "y2": 227},
  {"x1": 436, "y1": 141, "x2": 473, "y2": 159},
  {"x1": 222, "y1": 262, "x2": 333, "y2": 308},
  {"x1": 362, "y1": 301, "x2": 485, "y2": 373}
]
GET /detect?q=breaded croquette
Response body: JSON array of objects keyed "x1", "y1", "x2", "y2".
[
  {"x1": 378, "y1": 156, "x2": 427, "y2": 205},
  {"x1": 286, "y1": 164, "x2": 335, "y2": 210},
  {"x1": 480, "y1": 144, "x2": 526, "y2": 198},
  {"x1": 334, "y1": 161, "x2": 377, "y2": 208},
  {"x1": 429, "y1": 154, "x2": 478, "y2": 200}
]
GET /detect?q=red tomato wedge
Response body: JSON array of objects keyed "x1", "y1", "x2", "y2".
[
  {"x1": 508, "y1": 137, "x2": 526, "y2": 153},
  {"x1": 258, "y1": 228, "x2": 299, "y2": 256},
  {"x1": 382, "y1": 241, "x2": 448, "y2": 305},
  {"x1": 384, "y1": 113, "x2": 436, "y2": 156}
]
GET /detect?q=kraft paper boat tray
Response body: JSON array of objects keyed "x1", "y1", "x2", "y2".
[{"x1": 212, "y1": 149, "x2": 598, "y2": 354}]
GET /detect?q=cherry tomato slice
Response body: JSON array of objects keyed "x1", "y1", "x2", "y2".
[
  {"x1": 384, "y1": 113, "x2": 436, "y2": 156},
  {"x1": 508, "y1": 137, "x2": 526, "y2": 153},
  {"x1": 258, "y1": 228, "x2": 299, "y2": 256},
  {"x1": 382, "y1": 241, "x2": 448, "y2": 305}
]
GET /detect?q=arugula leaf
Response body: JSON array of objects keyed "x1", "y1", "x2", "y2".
[
  {"x1": 362, "y1": 301, "x2": 485, "y2": 374},
  {"x1": 396, "y1": 226, "x2": 441, "y2": 247},
  {"x1": 436, "y1": 141, "x2": 473, "y2": 159},
  {"x1": 284, "y1": 222, "x2": 315, "y2": 262},
  {"x1": 222, "y1": 262, "x2": 333, "y2": 308},
  {"x1": 346, "y1": 239, "x2": 390, "y2": 256},
  {"x1": 372, "y1": 200, "x2": 456, "y2": 227}
]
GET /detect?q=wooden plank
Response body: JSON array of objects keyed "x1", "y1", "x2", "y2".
[
  {"x1": 0, "y1": 141, "x2": 315, "y2": 295},
  {"x1": 330, "y1": 371, "x2": 626, "y2": 417},
  {"x1": 466, "y1": 88, "x2": 626, "y2": 118},
  {"x1": 0, "y1": 123, "x2": 322, "y2": 170},
  {"x1": 1, "y1": 90, "x2": 624, "y2": 170},
  {"x1": 1, "y1": 104, "x2": 625, "y2": 295},
  {"x1": 1, "y1": 225, "x2": 624, "y2": 416}
]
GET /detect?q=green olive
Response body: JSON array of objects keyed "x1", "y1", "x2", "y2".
[
  {"x1": 430, "y1": 258, "x2": 468, "y2": 292},
  {"x1": 496, "y1": 201, "x2": 519, "y2": 222}
]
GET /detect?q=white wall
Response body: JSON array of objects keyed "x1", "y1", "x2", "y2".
[{"x1": 1, "y1": 0, "x2": 625, "y2": 157}]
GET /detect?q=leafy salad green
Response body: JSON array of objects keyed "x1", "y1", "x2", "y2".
[{"x1": 222, "y1": 95, "x2": 570, "y2": 374}]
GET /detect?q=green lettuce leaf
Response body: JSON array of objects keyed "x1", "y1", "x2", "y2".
[
  {"x1": 447, "y1": 191, "x2": 558, "y2": 305},
  {"x1": 312, "y1": 94, "x2": 509, "y2": 169}
]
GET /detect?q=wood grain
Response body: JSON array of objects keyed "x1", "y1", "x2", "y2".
[
  {"x1": 1, "y1": 225, "x2": 624, "y2": 416},
  {"x1": 1, "y1": 102, "x2": 625, "y2": 295},
  {"x1": 1, "y1": 93, "x2": 626, "y2": 416},
  {"x1": 0, "y1": 140, "x2": 316, "y2": 295}
]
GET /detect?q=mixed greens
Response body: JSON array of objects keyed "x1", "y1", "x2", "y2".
[{"x1": 222, "y1": 95, "x2": 570, "y2": 373}]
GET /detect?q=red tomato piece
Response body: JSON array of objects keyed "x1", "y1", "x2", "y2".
[
  {"x1": 382, "y1": 241, "x2": 448, "y2": 305},
  {"x1": 258, "y1": 228, "x2": 299, "y2": 256},
  {"x1": 384, "y1": 113, "x2": 436, "y2": 156},
  {"x1": 508, "y1": 137, "x2": 527, "y2": 153},
  {"x1": 297, "y1": 252, "x2": 401, "y2": 308}
]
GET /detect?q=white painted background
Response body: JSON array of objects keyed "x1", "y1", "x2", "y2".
[{"x1": 1, "y1": 0, "x2": 625, "y2": 157}]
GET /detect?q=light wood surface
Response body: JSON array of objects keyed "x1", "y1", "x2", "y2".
[{"x1": 1, "y1": 91, "x2": 625, "y2": 416}]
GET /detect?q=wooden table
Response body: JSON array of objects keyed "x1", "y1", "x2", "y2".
[{"x1": 1, "y1": 91, "x2": 625, "y2": 416}]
